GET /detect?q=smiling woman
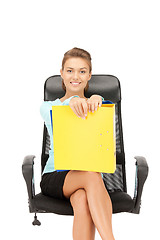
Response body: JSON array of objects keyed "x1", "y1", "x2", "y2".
[
  {"x1": 60, "y1": 55, "x2": 92, "y2": 101},
  {"x1": 39, "y1": 47, "x2": 115, "y2": 240},
  {"x1": 60, "y1": 47, "x2": 92, "y2": 95}
]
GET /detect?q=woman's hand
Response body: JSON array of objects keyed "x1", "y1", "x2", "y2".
[
  {"x1": 69, "y1": 95, "x2": 103, "y2": 119},
  {"x1": 87, "y1": 95, "x2": 102, "y2": 113},
  {"x1": 69, "y1": 97, "x2": 88, "y2": 119}
]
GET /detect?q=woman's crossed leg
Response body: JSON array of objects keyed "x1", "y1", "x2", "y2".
[
  {"x1": 63, "y1": 170, "x2": 115, "y2": 240},
  {"x1": 70, "y1": 188, "x2": 95, "y2": 240}
]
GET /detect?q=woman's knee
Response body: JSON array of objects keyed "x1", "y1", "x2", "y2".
[
  {"x1": 70, "y1": 189, "x2": 89, "y2": 213},
  {"x1": 63, "y1": 170, "x2": 103, "y2": 200},
  {"x1": 75, "y1": 171, "x2": 103, "y2": 191},
  {"x1": 85, "y1": 171, "x2": 103, "y2": 187},
  {"x1": 86, "y1": 171, "x2": 102, "y2": 179}
]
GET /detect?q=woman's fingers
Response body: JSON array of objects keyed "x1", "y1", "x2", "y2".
[
  {"x1": 69, "y1": 98, "x2": 87, "y2": 119},
  {"x1": 69, "y1": 96, "x2": 102, "y2": 119},
  {"x1": 87, "y1": 99, "x2": 100, "y2": 112},
  {"x1": 76, "y1": 103, "x2": 86, "y2": 119}
]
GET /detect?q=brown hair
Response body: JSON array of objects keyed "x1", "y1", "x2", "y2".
[{"x1": 61, "y1": 47, "x2": 92, "y2": 92}]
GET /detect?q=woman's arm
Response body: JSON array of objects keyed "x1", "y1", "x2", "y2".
[
  {"x1": 40, "y1": 101, "x2": 55, "y2": 125},
  {"x1": 40, "y1": 96, "x2": 81, "y2": 123}
]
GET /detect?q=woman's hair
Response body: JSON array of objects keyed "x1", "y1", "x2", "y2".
[{"x1": 61, "y1": 47, "x2": 92, "y2": 92}]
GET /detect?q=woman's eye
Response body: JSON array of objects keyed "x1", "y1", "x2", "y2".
[
  {"x1": 67, "y1": 70, "x2": 72, "y2": 73},
  {"x1": 80, "y1": 71, "x2": 85, "y2": 74}
]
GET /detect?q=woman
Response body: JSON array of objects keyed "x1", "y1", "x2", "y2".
[{"x1": 40, "y1": 47, "x2": 115, "y2": 240}]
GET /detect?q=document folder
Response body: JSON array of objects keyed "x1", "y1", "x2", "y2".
[{"x1": 51, "y1": 103, "x2": 116, "y2": 173}]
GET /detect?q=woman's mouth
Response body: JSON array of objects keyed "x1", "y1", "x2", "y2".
[{"x1": 70, "y1": 82, "x2": 81, "y2": 86}]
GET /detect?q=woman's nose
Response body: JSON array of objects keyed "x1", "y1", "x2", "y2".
[{"x1": 73, "y1": 72, "x2": 78, "y2": 79}]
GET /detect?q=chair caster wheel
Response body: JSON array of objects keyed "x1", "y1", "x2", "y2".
[{"x1": 32, "y1": 214, "x2": 41, "y2": 226}]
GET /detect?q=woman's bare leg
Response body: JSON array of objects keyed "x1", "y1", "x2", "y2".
[
  {"x1": 70, "y1": 189, "x2": 95, "y2": 240},
  {"x1": 63, "y1": 170, "x2": 115, "y2": 240}
]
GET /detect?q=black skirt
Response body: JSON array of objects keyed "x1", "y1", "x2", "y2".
[{"x1": 40, "y1": 170, "x2": 70, "y2": 201}]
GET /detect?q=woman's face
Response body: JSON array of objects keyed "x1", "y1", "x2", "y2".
[{"x1": 60, "y1": 57, "x2": 92, "y2": 94}]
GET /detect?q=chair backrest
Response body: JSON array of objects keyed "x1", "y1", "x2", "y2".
[{"x1": 41, "y1": 75, "x2": 127, "y2": 193}]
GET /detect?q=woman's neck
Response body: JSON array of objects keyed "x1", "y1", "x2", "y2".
[{"x1": 60, "y1": 93, "x2": 87, "y2": 102}]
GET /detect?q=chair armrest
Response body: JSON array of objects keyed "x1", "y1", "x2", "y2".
[
  {"x1": 22, "y1": 155, "x2": 36, "y2": 212},
  {"x1": 131, "y1": 156, "x2": 149, "y2": 214}
]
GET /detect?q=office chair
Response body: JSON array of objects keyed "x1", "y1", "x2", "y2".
[{"x1": 22, "y1": 75, "x2": 149, "y2": 225}]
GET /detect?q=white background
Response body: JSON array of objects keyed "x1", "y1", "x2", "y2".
[{"x1": 0, "y1": 0, "x2": 159, "y2": 239}]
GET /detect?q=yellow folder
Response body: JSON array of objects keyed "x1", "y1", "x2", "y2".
[{"x1": 52, "y1": 104, "x2": 116, "y2": 173}]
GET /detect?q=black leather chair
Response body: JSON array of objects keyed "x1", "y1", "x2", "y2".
[{"x1": 22, "y1": 75, "x2": 149, "y2": 225}]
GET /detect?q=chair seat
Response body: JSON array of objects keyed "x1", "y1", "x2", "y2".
[
  {"x1": 108, "y1": 191, "x2": 134, "y2": 213},
  {"x1": 34, "y1": 191, "x2": 134, "y2": 215},
  {"x1": 34, "y1": 193, "x2": 73, "y2": 215}
]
